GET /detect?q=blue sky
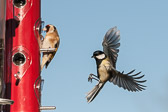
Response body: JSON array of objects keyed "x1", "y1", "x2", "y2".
[{"x1": 41, "y1": 0, "x2": 168, "y2": 112}]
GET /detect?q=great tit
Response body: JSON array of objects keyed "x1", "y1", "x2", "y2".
[{"x1": 86, "y1": 26, "x2": 146, "y2": 103}]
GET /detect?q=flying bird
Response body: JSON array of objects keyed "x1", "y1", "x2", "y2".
[
  {"x1": 41, "y1": 24, "x2": 60, "y2": 70},
  {"x1": 86, "y1": 27, "x2": 146, "y2": 103}
]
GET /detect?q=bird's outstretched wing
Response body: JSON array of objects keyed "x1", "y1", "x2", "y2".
[
  {"x1": 110, "y1": 70, "x2": 146, "y2": 92},
  {"x1": 102, "y1": 27, "x2": 120, "y2": 68}
]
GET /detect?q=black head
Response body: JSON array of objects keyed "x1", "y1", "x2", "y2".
[{"x1": 92, "y1": 50, "x2": 106, "y2": 60}]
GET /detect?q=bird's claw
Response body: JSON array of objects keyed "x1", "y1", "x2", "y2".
[{"x1": 88, "y1": 74, "x2": 94, "y2": 83}]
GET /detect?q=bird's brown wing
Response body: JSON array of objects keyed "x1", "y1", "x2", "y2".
[
  {"x1": 102, "y1": 27, "x2": 120, "y2": 68},
  {"x1": 110, "y1": 69, "x2": 146, "y2": 92}
]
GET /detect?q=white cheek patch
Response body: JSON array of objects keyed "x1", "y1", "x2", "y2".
[{"x1": 96, "y1": 54, "x2": 105, "y2": 59}]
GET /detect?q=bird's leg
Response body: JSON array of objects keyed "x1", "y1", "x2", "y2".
[{"x1": 88, "y1": 74, "x2": 99, "y2": 83}]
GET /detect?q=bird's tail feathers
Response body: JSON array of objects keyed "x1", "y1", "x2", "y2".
[
  {"x1": 86, "y1": 82, "x2": 104, "y2": 103},
  {"x1": 41, "y1": 55, "x2": 48, "y2": 70}
]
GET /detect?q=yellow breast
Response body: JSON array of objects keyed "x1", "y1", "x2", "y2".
[{"x1": 98, "y1": 58, "x2": 111, "y2": 82}]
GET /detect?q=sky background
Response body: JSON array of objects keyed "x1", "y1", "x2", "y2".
[{"x1": 41, "y1": 0, "x2": 168, "y2": 112}]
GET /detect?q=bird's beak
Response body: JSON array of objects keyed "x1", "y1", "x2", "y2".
[
  {"x1": 91, "y1": 55, "x2": 94, "y2": 58},
  {"x1": 43, "y1": 27, "x2": 47, "y2": 32}
]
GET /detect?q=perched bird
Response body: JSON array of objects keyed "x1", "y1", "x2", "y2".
[
  {"x1": 86, "y1": 27, "x2": 146, "y2": 103},
  {"x1": 41, "y1": 24, "x2": 60, "y2": 70}
]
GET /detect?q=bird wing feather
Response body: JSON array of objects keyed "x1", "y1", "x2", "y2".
[
  {"x1": 102, "y1": 27, "x2": 120, "y2": 68},
  {"x1": 110, "y1": 69, "x2": 146, "y2": 92}
]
